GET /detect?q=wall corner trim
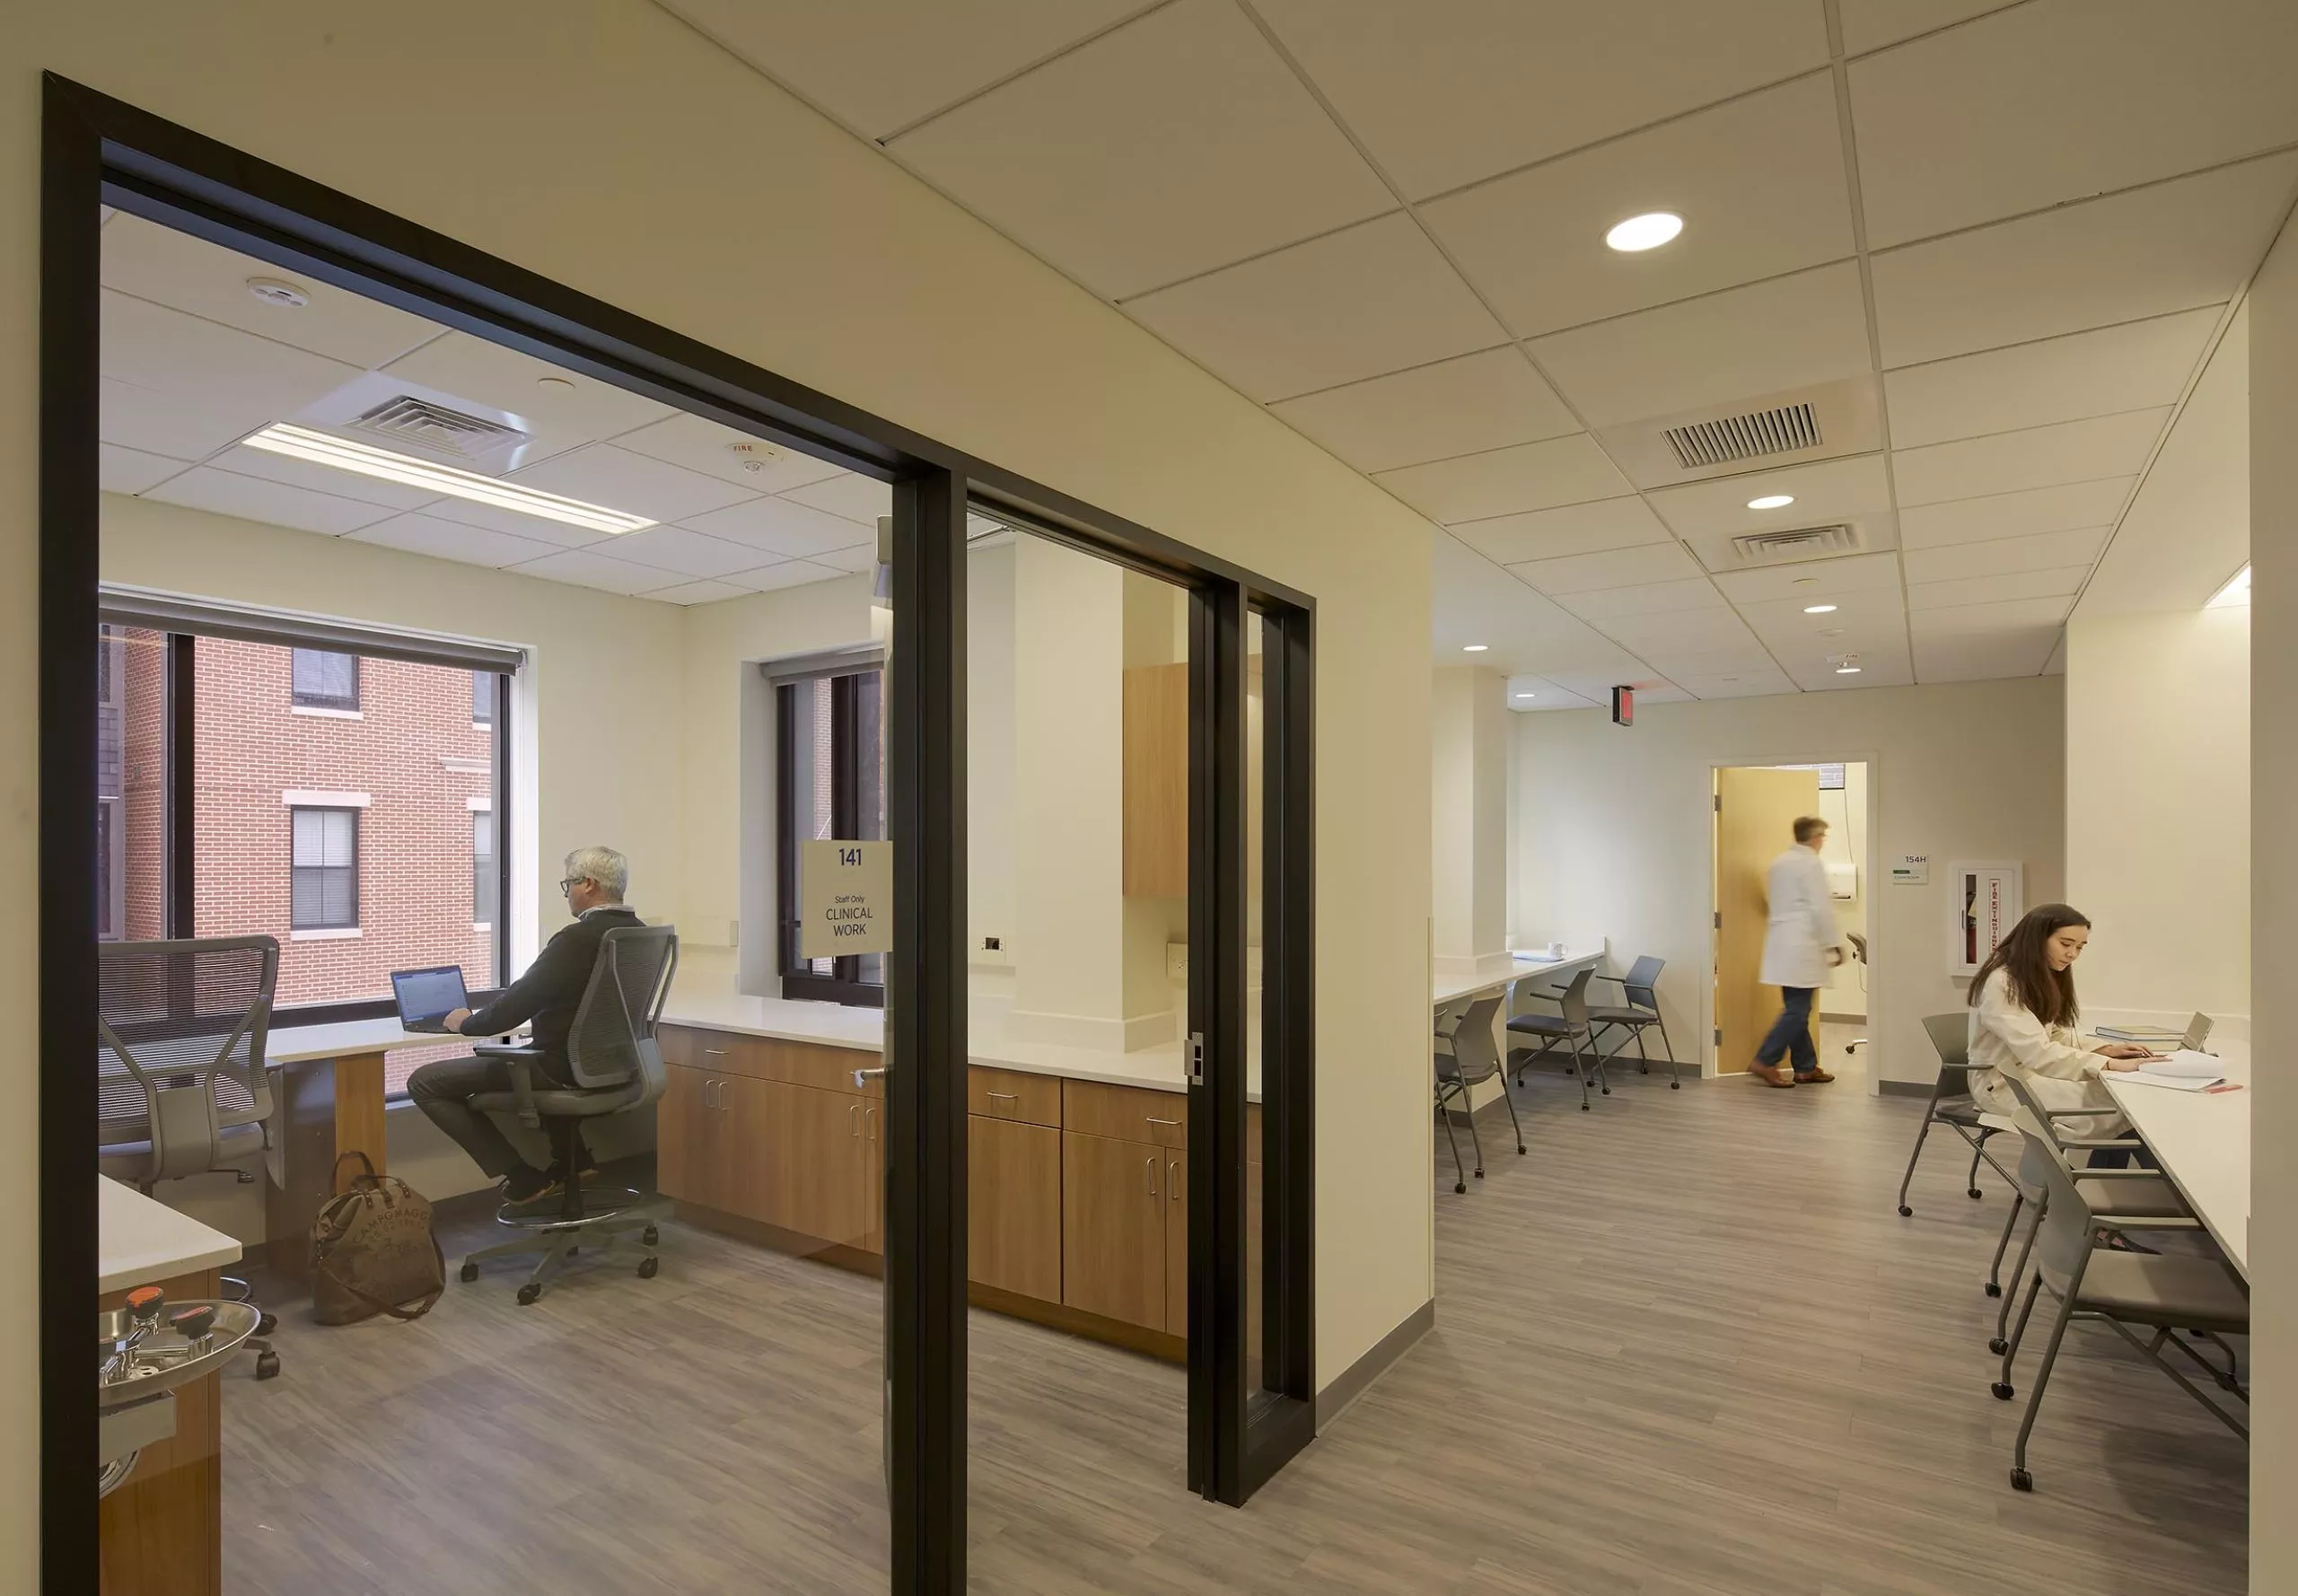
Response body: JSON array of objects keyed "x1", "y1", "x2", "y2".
[{"x1": 1314, "y1": 1297, "x2": 1435, "y2": 1429}]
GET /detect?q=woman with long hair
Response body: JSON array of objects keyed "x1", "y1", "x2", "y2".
[{"x1": 1965, "y1": 904, "x2": 2153, "y2": 1145}]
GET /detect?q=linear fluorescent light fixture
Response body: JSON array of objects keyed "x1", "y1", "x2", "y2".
[
  {"x1": 242, "y1": 423, "x2": 655, "y2": 534},
  {"x1": 2206, "y1": 564, "x2": 2250, "y2": 609}
]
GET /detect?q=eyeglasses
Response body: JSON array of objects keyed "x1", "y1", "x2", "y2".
[{"x1": 558, "y1": 876, "x2": 589, "y2": 896}]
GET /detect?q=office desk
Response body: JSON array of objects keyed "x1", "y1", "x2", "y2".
[
  {"x1": 264, "y1": 1017, "x2": 434, "y2": 1277},
  {"x1": 2104, "y1": 1042, "x2": 2251, "y2": 1279}
]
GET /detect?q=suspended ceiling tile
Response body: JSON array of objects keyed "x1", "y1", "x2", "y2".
[
  {"x1": 638, "y1": 579, "x2": 757, "y2": 606},
  {"x1": 1504, "y1": 675, "x2": 1601, "y2": 712},
  {"x1": 1789, "y1": 648, "x2": 1915, "y2": 690},
  {"x1": 101, "y1": 291, "x2": 364, "y2": 447},
  {"x1": 1867, "y1": 153, "x2": 2298, "y2": 368},
  {"x1": 98, "y1": 443, "x2": 190, "y2": 495},
  {"x1": 658, "y1": 0, "x2": 1147, "y2": 142},
  {"x1": 1838, "y1": 0, "x2": 2017, "y2": 55},
  {"x1": 346, "y1": 513, "x2": 568, "y2": 569},
  {"x1": 1906, "y1": 566, "x2": 2092, "y2": 610},
  {"x1": 1645, "y1": 453, "x2": 1892, "y2": 539},
  {"x1": 1908, "y1": 594, "x2": 2076, "y2": 635},
  {"x1": 602, "y1": 525, "x2": 771, "y2": 579},
  {"x1": 1890, "y1": 408, "x2": 2171, "y2": 507},
  {"x1": 1450, "y1": 496, "x2": 1671, "y2": 566},
  {"x1": 1734, "y1": 585, "x2": 1908, "y2": 634},
  {"x1": 1527, "y1": 261, "x2": 1873, "y2": 427},
  {"x1": 144, "y1": 466, "x2": 395, "y2": 537},
  {"x1": 1900, "y1": 525, "x2": 2109, "y2": 584},
  {"x1": 1672, "y1": 667, "x2": 1801, "y2": 699},
  {"x1": 1553, "y1": 576, "x2": 1728, "y2": 623},
  {"x1": 1709, "y1": 550, "x2": 1905, "y2": 604},
  {"x1": 726, "y1": 560, "x2": 854, "y2": 593},
  {"x1": 1510, "y1": 539, "x2": 1702, "y2": 597},
  {"x1": 1125, "y1": 212, "x2": 1504, "y2": 402},
  {"x1": 1591, "y1": 606, "x2": 1761, "y2": 653},
  {"x1": 809, "y1": 542, "x2": 880, "y2": 574},
  {"x1": 1881, "y1": 307, "x2": 2220, "y2": 447},
  {"x1": 1251, "y1": 0, "x2": 1829, "y2": 199},
  {"x1": 1268, "y1": 347, "x2": 1577, "y2": 474},
  {"x1": 100, "y1": 376, "x2": 253, "y2": 461},
  {"x1": 1374, "y1": 433, "x2": 1628, "y2": 525},
  {"x1": 206, "y1": 442, "x2": 444, "y2": 511},
  {"x1": 1911, "y1": 627, "x2": 2062, "y2": 682},
  {"x1": 1423, "y1": 74, "x2": 1855, "y2": 339},
  {"x1": 608, "y1": 411, "x2": 848, "y2": 495},
  {"x1": 782, "y1": 471, "x2": 895, "y2": 525},
  {"x1": 684, "y1": 494, "x2": 881, "y2": 558},
  {"x1": 890, "y1": 0, "x2": 1393, "y2": 300},
  {"x1": 399, "y1": 494, "x2": 616, "y2": 551},
  {"x1": 101, "y1": 214, "x2": 447, "y2": 369},
  {"x1": 1899, "y1": 477, "x2": 2135, "y2": 548},
  {"x1": 382, "y1": 331, "x2": 676, "y2": 448},
  {"x1": 505, "y1": 443, "x2": 760, "y2": 525},
  {"x1": 504, "y1": 548, "x2": 683, "y2": 597},
  {"x1": 1851, "y1": 0, "x2": 2298, "y2": 248}
]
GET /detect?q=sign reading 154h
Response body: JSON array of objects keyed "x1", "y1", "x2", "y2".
[{"x1": 799, "y1": 840, "x2": 892, "y2": 960}]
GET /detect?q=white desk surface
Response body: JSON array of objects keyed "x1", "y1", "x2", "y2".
[
  {"x1": 2104, "y1": 1040, "x2": 2250, "y2": 1280},
  {"x1": 100, "y1": 1176, "x2": 241, "y2": 1294},
  {"x1": 267, "y1": 1015, "x2": 436, "y2": 1063},
  {"x1": 1433, "y1": 946, "x2": 1605, "y2": 1010}
]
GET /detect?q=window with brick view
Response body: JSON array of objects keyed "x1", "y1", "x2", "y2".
[{"x1": 290, "y1": 647, "x2": 359, "y2": 711}]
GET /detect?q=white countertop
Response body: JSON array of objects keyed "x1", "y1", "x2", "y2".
[
  {"x1": 1433, "y1": 945, "x2": 1606, "y2": 1009},
  {"x1": 267, "y1": 1015, "x2": 438, "y2": 1063},
  {"x1": 100, "y1": 1176, "x2": 241, "y2": 1294},
  {"x1": 2104, "y1": 1040, "x2": 2251, "y2": 1279}
]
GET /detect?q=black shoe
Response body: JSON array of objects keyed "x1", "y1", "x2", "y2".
[{"x1": 500, "y1": 1164, "x2": 556, "y2": 1203}]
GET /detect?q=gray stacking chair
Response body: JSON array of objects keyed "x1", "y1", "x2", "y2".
[
  {"x1": 459, "y1": 925, "x2": 679, "y2": 1303},
  {"x1": 1584, "y1": 954, "x2": 1679, "y2": 1089},
  {"x1": 97, "y1": 934, "x2": 284, "y2": 1380},
  {"x1": 1504, "y1": 968, "x2": 1606, "y2": 1111},
  {"x1": 1434, "y1": 995, "x2": 1522, "y2": 1193},
  {"x1": 1894, "y1": 1013, "x2": 2017, "y2": 1217},
  {"x1": 1989, "y1": 1119, "x2": 2246, "y2": 1493}
]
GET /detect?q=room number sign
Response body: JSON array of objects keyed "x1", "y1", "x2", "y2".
[{"x1": 799, "y1": 840, "x2": 892, "y2": 958}]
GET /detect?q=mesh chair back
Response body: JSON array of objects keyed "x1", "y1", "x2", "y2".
[
  {"x1": 566, "y1": 925, "x2": 679, "y2": 1103},
  {"x1": 1557, "y1": 968, "x2": 1594, "y2": 1030},
  {"x1": 1921, "y1": 1012, "x2": 1972, "y2": 1095},
  {"x1": 1447, "y1": 995, "x2": 1507, "y2": 1086},
  {"x1": 97, "y1": 936, "x2": 278, "y2": 1186},
  {"x1": 1621, "y1": 954, "x2": 1664, "y2": 1012}
]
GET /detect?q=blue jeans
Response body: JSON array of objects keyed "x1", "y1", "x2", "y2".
[{"x1": 1755, "y1": 986, "x2": 1818, "y2": 1074}]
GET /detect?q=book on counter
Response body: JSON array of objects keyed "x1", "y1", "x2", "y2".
[
  {"x1": 2095, "y1": 1024, "x2": 2187, "y2": 1046},
  {"x1": 2118, "y1": 1050, "x2": 2225, "y2": 1092}
]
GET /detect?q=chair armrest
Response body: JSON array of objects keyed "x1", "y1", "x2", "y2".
[{"x1": 473, "y1": 1042, "x2": 544, "y2": 1127}]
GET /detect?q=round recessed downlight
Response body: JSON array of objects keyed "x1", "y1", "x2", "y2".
[
  {"x1": 1747, "y1": 494, "x2": 1795, "y2": 510},
  {"x1": 1802, "y1": 603, "x2": 1838, "y2": 615},
  {"x1": 245, "y1": 276, "x2": 310, "y2": 308},
  {"x1": 1604, "y1": 212, "x2": 1683, "y2": 252},
  {"x1": 1463, "y1": 644, "x2": 1489, "y2": 653}
]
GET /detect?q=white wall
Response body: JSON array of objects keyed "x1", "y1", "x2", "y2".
[
  {"x1": 2249, "y1": 210, "x2": 2295, "y2": 1596},
  {"x1": 2065, "y1": 609, "x2": 2251, "y2": 1033},
  {"x1": 1430, "y1": 665, "x2": 1509, "y2": 975},
  {"x1": 1510, "y1": 680, "x2": 2066, "y2": 1089},
  {"x1": 1816, "y1": 763, "x2": 1870, "y2": 1017},
  {"x1": 4, "y1": 9, "x2": 1438, "y2": 1562}
]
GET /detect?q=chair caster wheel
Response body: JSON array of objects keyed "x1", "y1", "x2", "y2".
[
  {"x1": 1989, "y1": 1338, "x2": 2009, "y2": 1355},
  {"x1": 1985, "y1": 1282, "x2": 2002, "y2": 1298},
  {"x1": 1473, "y1": 1171, "x2": 1485, "y2": 1180},
  {"x1": 2010, "y1": 1469, "x2": 2032, "y2": 1493},
  {"x1": 1670, "y1": 1081, "x2": 1680, "y2": 1090},
  {"x1": 1454, "y1": 1181, "x2": 1467, "y2": 1194},
  {"x1": 255, "y1": 1350, "x2": 281, "y2": 1381},
  {"x1": 641, "y1": 1225, "x2": 660, "y2": 1247},
  {"x1": 1637, "y1": 1064, "x2": 1649, "y2": 1074},
  {"x1": 1969, "y1": 1188, "x2": 1985, "y2": 1200},
  {"x1": 637, "y1": 1257, "x2": 659, "y2": 1279},
  {"x1": 256, "y1": 1311, "x2": 278, "y2": 1336},
  {"x1": 1991, "y1": 1381, "x2": 2014, "y2": 1401},
  {"x1": 1898, "y1": 1204, "x2": 1913, "y2": 1217},
  {"x1": 1581, "y1": 1103, "x2": 1591, "y2": 1112},
  {"x1": 1601, "y1": 1087, "x2": 1611, "y2": 1096},
  {"x1": 1515, "y1": 1144, "x2": 1526, "y2": 1155},
  {"x1": 460, "y1": 1261, "x2": 479, "y2": 1283},
  {"x1": 517, "y1": 1284, "x2": 541, "y2": 1306}
]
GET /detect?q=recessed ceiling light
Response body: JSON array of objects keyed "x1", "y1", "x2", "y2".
[
  {"x1": 1747, "y1": 494, "x2": 1794, "y2": 510},
  {"x1": 245, "y1": 276, "x2": 309, "y2": 308},
  {"x1": 241, "y1": 423, "x2": 655, "y2": 534},
  {"x1": 537, "y1": 376, "x2": 576, "y2": 392},
  {"x1": 2206, "y1": 564, "x2": 2250, "y2": 609},
  {"x1": 1802, "y1": 603, "x2": 1838, "y2": 615},
  {"x1": 1513, "y1": 692, "x2": 1534, "y2": 699},
  {"x1": 1604, "y1": 212, "x2": 1683, "y2": 252},
  {"x1": 1820, "y1": 627, "x2": 1846, "y2": 637},
  {"x1": 1835, "y1": 654, "x2": 1863, "y2": 675},
  {"x1": 1463, "y1": 644, "x2": 1489, "y2": 653}
]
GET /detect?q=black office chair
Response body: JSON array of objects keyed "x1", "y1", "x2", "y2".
[
  {"x1": 1434, "y1": 995, "x2": 1522, "y2": 1193},
  {"x1": 459, "y1": 925, "x2": 679, "y2": 1303},
  {"x1": 1894, "y1": 1012, "x2": 2017, "y2": 1218},
  {"x1": 1504, "y1": 968, "x2": 1606, "y2": 1111},
  {"x1": 1584, "y1": 954, "x2": 1679, "y2": 1089}
]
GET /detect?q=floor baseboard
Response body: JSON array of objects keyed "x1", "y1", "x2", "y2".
[{"x1": 1316, "y1": 1297, "x2": 1434, "y2": 1429}]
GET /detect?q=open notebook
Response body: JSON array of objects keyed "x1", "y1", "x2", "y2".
[{"x1": 2117, "y1": 1049, "x2": 2225, "y2": 1091}]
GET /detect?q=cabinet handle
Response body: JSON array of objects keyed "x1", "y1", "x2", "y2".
[
  {"x1": 1146, "y1": 1157, "x2": 1158, "y2": 1197},
  {"x1": 1169, "y1": 1160, "x2": 1180, "y2": 1203},
  {"x1": 703, "y1": 1048, "x2": 729, "y2": 1057},
  {"x1": 703, "y1": 1078, "x2": 718, "y2": 1110},
  {"x1": 850, "y1": 1103, "x2": 862, "y2": 1138},
  {"x1": 985, "y1": 1091, "x2": 1018, "y2": 1102},
  {"x1": 719, "y1": 1079, "x2": 732, "y2": 1113},
  {"x1": 865, "y1": 1107, "x2": 877, "y2": 1144},
  {"x1": 1145, "y1": 1117, "x2": 1181, "y2": 1129}
]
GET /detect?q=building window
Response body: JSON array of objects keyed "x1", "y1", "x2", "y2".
[
  {"x1": 289, "y1": 806, "x2": 360, "y2": 930},
  {"x1": 291, "y1": 648, "x2": 359, "y2": 711},
  {"x1": 472, "y1": 670, "x2": 495, "y2": 725},
  {"x1": 473, "y1": 810, "x2": 496, "y2": 926},
  {"x1": 776, "y1": 668, "x2": 884, "y2": 1007}
]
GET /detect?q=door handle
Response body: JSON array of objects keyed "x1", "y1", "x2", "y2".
[{"x1": 854, "y1": 1066, "x2": 890, "y2": 1089}]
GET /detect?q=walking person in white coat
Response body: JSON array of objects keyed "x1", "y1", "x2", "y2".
[{"x1": 1750, "y1": 815, "x2": 1842, "y2": 1087}]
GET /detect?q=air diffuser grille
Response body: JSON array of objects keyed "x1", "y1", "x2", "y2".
[
  {"x1": 1728, "y1": 524, "x2": 1860, "y2": 565},
  {"x1": 1663, "y1": 402, "x2": 1820, "y2": 469},
  {"x1": 346, "y1": 395, "x2": 529, "y2": 460}
]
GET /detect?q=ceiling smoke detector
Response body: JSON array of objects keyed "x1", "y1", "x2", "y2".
[
  {"x1": 727, "y1": 440, "x2": 787, "y2": 475},
  {"x1": 245, "y1": 276, "x2": 310, "y2": 308}
]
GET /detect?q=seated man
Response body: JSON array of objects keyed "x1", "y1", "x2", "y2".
[{"x1": 408, "y1": 845, "x2": 643, "y2": 1207}]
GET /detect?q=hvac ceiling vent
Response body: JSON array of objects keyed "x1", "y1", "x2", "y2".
[
  {"x1": 1728, "y1": 523, "x2": 1861, "y2": 565},
  {"x1": 1663, "y1": 402, "x2": 1820, "y2": 470},
  {"x1": 346, "y1": 395, "x2": 531, "y2": 461}
]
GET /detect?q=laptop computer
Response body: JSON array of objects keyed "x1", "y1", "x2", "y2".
[{"x1": 391, "y1": 965, "x2": 470, "y2": 1033}]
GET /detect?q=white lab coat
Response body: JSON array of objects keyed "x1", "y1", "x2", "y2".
[
  {"x1": 1965, "y1": 967, "x2": 2129, "y2": 1136},
  {"x1": 1759, "y1": 844, "x2": 1840, "y2": 990}
]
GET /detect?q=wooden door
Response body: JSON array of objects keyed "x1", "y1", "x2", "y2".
[
  {"x1": 1062, "y1": 1131, "x2": 1168, "y2": 1330},
  {"x1": 762, "y1": 1083, "x2": 870, "y2": 1249},
  {"x1": 1164, "y1": 1147, "x2": 1188, "y2": 1339},
  {"x1": 969, "y1": 1116, "x2": 1062, "y2": 1301},
  {"x1": 655, "y1": 1062, "x2": 721, "y2": 1209},
  {"x1": 1715, "y1": 766, "x2": 1823, "y2": 1073}
]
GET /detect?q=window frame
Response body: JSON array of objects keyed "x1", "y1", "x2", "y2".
[
  {"x1": 287, "y1": 803, "x2": 361, "y2": 931},
  {"x1": 472, "y1": 805, "x2": 496, "y2": 928},
  {"x1": 289, "y1": 645, "x2": 360, "y2": 711},
  {"x1": 776, "y1": 668, "x2": 887, "y2": 1008}
]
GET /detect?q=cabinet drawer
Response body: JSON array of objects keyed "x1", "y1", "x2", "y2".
[
  {"x1": 659, "y1": 1025, "x2": 881, "y2": 1096},
  {"x1": 969, "y1": 1066, "x2": 1061, "y2": 1127},
  {"x1": 1064, "y1": 1079, "x2": 1186, "y2": 1146}
]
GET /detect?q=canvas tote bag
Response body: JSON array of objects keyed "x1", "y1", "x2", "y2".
[{"x1": 311, "y1": 1151, "x2": 446, "y2": 1324}]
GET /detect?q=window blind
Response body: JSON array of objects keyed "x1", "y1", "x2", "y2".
[{"x1": 98, "y1": 587, "x2": 526, "y2": 674}]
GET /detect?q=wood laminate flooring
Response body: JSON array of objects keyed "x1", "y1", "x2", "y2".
[{"x1": 218, "y1": 1047, "x2": 2245, "y2": 1594}]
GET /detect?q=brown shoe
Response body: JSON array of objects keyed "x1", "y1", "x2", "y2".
[
  {"x1": 1748, "y1": 1063, "x2": 1795, "y2": 1087},
  {"x1": 1794, "y1": 1066, "x2": 1837, "y2": 1084}
]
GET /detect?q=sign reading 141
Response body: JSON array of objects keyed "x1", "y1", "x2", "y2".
[{"x1": 799, "y1": 839, "x2": 892, "y2": 960}]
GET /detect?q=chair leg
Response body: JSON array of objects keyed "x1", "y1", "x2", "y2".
[
  {"x1": 1463, "y1": 1088, "x2": 1487, "y2": 1179},
  {"x1": 1965, "y1": 1137, "x2": 1986, "y2": 1201},
  {"x1": 2007, "y1": 1293, "x2": 2079, "y2": 1491},
  {"x1": 1895, "y1": 1113, "x2": 1936, "y2": 1217},
  {"x1": 1568, "y1": 1034, "x2": 1592, "y2": 1110},
  {"x1": 1584, "y1": 1030, "x2": 1610, "y2": 1096},
  {"x1": 1993, "y1": 1197, "x2": 2045, "y2": 1355},
  {"x1": 1996, "y1": 1269, "x2": 2046, "y2": 1396},
  {"x1": 1986, "y1": 1190, "x2": 2024, "y2": 1298},
  {"x1": 1499, "y1": 1074, "x2": 1526, "y2": 1155},
  {"x1": 1435, "y1": 1087, "x2": 1468, "y2": 1195},
  {"x1": 1652, "y1": 1017, "x2": 1680, "y2": 1088}
]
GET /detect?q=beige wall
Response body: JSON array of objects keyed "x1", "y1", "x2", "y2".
[
  {"x1": 5, "y1": 6, "x2": 1438, "y2": 1564},
  {"x1": 1430, "y1": 665, "x2": 1509, "y2": 972},
  {"x1": 1816, "y1": 762, "x2": 1870, "y2": 1016},
  {"x1": 1509, "y1": 679, "x2": 2066, "y2": 1089},
  {"x1": 2066, "y1": 609, "x2": 2251, "y2": 1033},
  {"x1": 2250, "y1": 212, "x2": 2294, "y2": 1596}
]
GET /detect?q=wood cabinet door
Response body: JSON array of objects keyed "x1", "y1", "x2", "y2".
[
  {"x1": 1062, "y1": 1131, "x2": 1168, "y2": 1331},
  {"x1": 1164, "y1": 1148, "x2": 1188, "y2": 1340},
  {"x1": 970, "y1": 1117, "x2": 1061, "y2": 1302},
  {"x1": 762, "y1": 1083, "x2": 870, "y2": 1249},
  {"x1": 656, "y1": 1062, "x2": 720, "y2": 1210}
]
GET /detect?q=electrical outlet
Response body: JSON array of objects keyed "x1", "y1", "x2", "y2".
[
  {"x1": 1165, "y1": 942, "x2": 1188, "y2": 982},
  {"x1": 982, "y1": 935, "x2": 1001, "y2": 952}
]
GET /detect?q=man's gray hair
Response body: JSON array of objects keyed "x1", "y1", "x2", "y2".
[{"x1": 565, "y1": 845, "x2": 628, "y2": 902}]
